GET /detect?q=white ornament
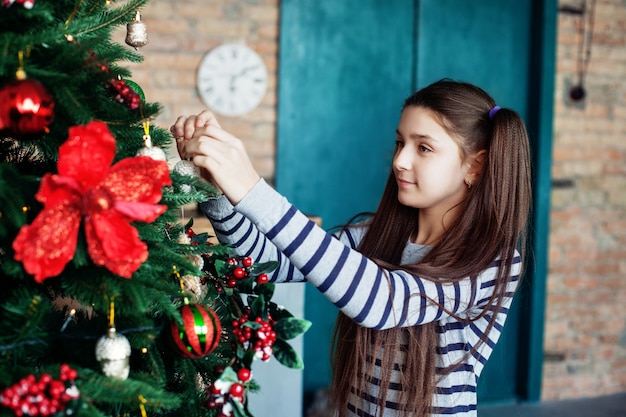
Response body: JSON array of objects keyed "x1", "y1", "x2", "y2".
[
  {"x1": 173, "y1": 160, "x2": 201, "y2": 193},
  {"x1": 213, "y1": 378, "x2": 233, "y2": 394},
  {"x1": 136, "y1": 134, "x2": 166, "y2": 161},
  {"x1": 136, "y1": 145, "x2": 166, "y2": 161},
  {"x1": 95, "y1": 327, "x2": 131, "y2": 380},
  {"x1": 177, "y1": 232, "x2": 191, "y2": 245}
]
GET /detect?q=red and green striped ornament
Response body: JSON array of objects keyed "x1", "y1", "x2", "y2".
[{"x1": 169, "y1": 303, "x2": 222, "y2": 358}]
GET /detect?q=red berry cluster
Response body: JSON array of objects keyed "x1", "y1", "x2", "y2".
[
  {"x1": 80, "y1": 48, "x2": 141, "y2": 111},
  {"x1": 223, "y1": 257, "x2": 269, "y2": 289},
  {"x1": 231, "y1": 309, "x2": 276, "y2": 362},
  {"x1": 205, "y1": 367, "x2": 252, "y2": 416},
  {"x1": 106, "y1": 79, "x2": 141, "y2": 110},
  {"x1": 1, "y1": 0, "x2": 34, "y2": 9},
  {"x1": 0, "y1": 364, "x2": 79, "y2": 417}
]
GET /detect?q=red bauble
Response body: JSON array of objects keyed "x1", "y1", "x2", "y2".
[
  {"x1": 169, "y1": 303, "x2": 222, "y2": 358},
  {"x1": 0, "y1": 79, "x2": 55, "y2": 135}
]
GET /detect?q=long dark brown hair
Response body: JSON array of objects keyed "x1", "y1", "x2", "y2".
[{"x1": 329, "y1": 79, "x2": 532, "y2": 416}]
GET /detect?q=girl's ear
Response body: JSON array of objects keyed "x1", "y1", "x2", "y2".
[{"x1": 465, "y1": 149, "x2": 487, "y2": 186}]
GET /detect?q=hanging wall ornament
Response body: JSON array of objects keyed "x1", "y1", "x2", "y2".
[
  {"x1": 126, "y1": 11, "x2": 149, "y2": 50},
  {"x1": 0, "y1": 53, "x2": 55, "y2": 136},
  {"x1": 136, "y1": 120, "x2": 167, "y2": 160},
  {"x1": 561, "y1": 0, "x2": 596, "y2": 102}
]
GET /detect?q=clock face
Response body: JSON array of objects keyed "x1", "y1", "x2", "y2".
[{"x1": 196, "y1": 43, "x2": 268, "y2": 117}]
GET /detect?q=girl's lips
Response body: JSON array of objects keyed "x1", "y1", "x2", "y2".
[{"x1": 396, "y1": 178, "x2": 415, "y2": 187}]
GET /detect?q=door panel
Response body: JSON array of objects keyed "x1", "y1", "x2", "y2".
[{"x1": 277, "y1": 0, "x2": 415, "y2": 393}]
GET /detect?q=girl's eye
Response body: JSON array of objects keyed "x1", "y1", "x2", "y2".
[
  {"x1": 419, "y1": 144, "x2": 432, "y2": 153},
  {"x1": 395, "y1": 140, "x2": 404, "y2": 149}
]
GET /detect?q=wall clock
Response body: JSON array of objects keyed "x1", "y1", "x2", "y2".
[{"x1": 196, "y1": 43, "x2": 268, "y2": 117}]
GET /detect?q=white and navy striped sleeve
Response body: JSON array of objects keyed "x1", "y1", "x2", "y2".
[
  {"x1": 198, "y1": 194, "x2": 363, "y2": 284},
  {"x1": 233, "y1": 180, "x2": 509, "y2": 330}
]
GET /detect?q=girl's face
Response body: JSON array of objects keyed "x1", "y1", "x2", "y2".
[{"x1": 393, "y1": 106, "x2": 471, "y2": 215}]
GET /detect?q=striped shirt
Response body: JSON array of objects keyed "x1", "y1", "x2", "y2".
[{"x1": 199, "y1": 179, "x2": 521, "y2": 417}]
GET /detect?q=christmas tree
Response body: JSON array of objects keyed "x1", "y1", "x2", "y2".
[{"x1": 0, "y1": 1, "x2": 310, "y2": 417}]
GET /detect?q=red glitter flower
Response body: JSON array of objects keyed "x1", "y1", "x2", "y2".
[{"x1": 13, "y1": 121, "x2": 172, "y2": 282}]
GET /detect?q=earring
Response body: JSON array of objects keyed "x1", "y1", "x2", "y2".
[{"x1": 465, "y1": 180, "x2": 472, "y2": 189}]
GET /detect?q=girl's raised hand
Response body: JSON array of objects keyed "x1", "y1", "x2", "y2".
[
  {"x1": 170, "y1": 110, "x2": 220, "y2": 160},
  {"x1": 172, "y1": 110, "x2": 260, "y2": 205}
]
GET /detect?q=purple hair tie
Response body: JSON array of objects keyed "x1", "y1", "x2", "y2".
[{"x1": 489, "y1": 105, "x2": 501, "y2": 120}]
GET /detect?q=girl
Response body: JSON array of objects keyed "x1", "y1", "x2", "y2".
[{"x1": 170, "y1": 79, "x2": 532, "y2": 417}]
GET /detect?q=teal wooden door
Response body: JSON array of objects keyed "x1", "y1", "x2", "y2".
[
  {"x1": 277, "y1": 0, "x2": 555, "y2": 406},
  {"x1": 277, "y1": 0, "x2": 415, "y2": 395}
]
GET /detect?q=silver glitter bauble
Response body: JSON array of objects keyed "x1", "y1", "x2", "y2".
[
  {"x1": 95, "y1": 327, "x2": 131, "y2": 380},
  {"x1": 173, "y1": 160, "x2": 201, "y2": 193},
  {"x1": 125, "y1": 11, "x2": 148, "y2": 50}
]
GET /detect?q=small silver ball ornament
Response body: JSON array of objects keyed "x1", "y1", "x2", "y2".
[{"x1": 173, "y1": 160, "x2": 201, "y2": 193}]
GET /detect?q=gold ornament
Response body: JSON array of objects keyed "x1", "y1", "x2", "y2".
[
  {"x1": 181, "y1": 273, "x2": 207, "y2": 303},
  {"x1": 125, "y1": 11, "x2": 148, "y2": 50}
]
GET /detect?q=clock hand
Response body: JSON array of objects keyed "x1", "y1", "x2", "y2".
[
  {"x1": 232, "y1": 64, "x2": 261, "y2": 81},
  {"x1": 229, "y1": 65, "x2": 260, "y2": 92}
]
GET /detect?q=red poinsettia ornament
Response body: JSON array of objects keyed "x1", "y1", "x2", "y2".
[{"x1": 13, "y1": 121, "x2": 171, "y2": 282}]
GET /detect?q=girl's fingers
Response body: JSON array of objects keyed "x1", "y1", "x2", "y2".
[
  {"x1": 170, "y1": 110, "x2": 222, "y2": 140},
  {"x1": 170, "y1": 110, "x2": 224, "y2": 160},
  {"x1": 170, "y1": 115, "x2": 187, "y2": 139},
  {"x1": 198, "y1": 124, "x2": 237, "y2": 144},
  {"x1": 181, "y1": 126, "x2": 259, "y2": 204},
  {"x1": 172, "y1": 110, "x2": 259, "y2": 204},
  {"x1": 195, "y1": 110, "x2": 222, "y2": 129},
  {"x1": 183, "y1": 126, "x2": 236, "y2": 159}
]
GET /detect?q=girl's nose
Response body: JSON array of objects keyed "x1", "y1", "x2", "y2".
[{"x1": 393, "y1": 146, "x2": 412, "y2": 171}]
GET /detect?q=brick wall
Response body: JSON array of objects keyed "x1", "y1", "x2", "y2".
[
  {"x1": 543, "y1": 0, "x2": 626, "y2": 400},
  {"x1": 115, "y1": 0, "x2": 279, "y2": 179},
  {"x1": 121, "y1": 0, "x2": 626, "y2": 403}
]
